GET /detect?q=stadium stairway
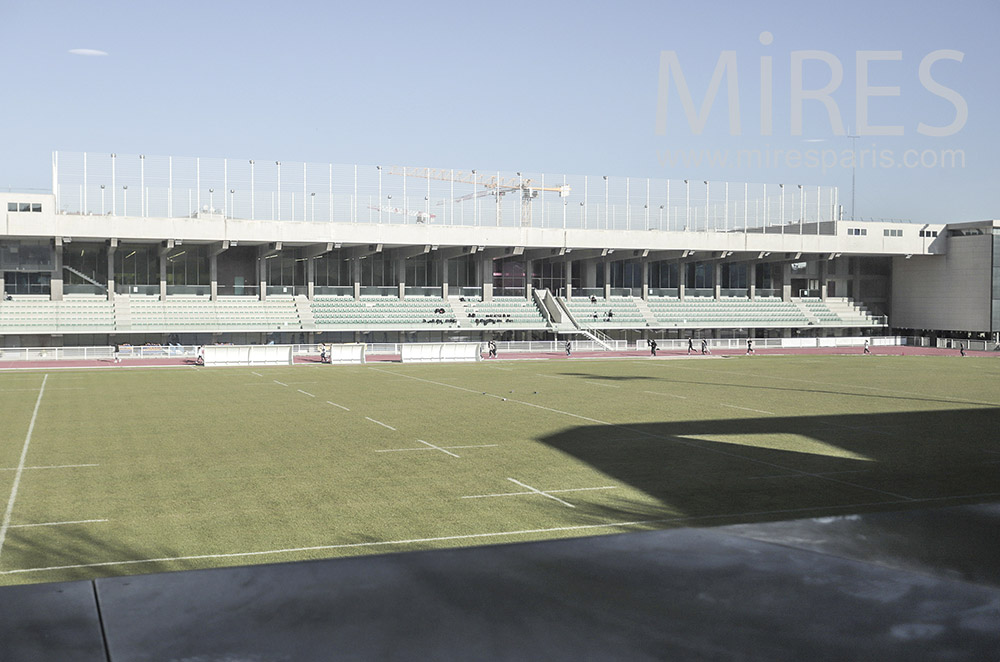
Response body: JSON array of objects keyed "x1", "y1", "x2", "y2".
[
  {"x1": 113, "y1": 294, "x2": 132, "y2": 331},
  {"x1": 293, "y1": 296, "x2": 316, "y2": 331}
]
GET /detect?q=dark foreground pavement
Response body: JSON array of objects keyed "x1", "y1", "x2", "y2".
[{"x1": 2, "y1": 502, "x2": 998, "y2": 661}]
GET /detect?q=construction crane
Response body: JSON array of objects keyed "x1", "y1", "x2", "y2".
[
  {"x1": 386, "y1": 166, "x2": 570, "y2": 227},
  {"x1": 367, "y1": 205, "x2": 435, "y2": 223}
]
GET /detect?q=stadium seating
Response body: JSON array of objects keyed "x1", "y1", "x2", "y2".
[
  {"x1": 310, "y1": 295, "x2": 459, "y2": 329},
  {"x1": 128, "y1": 297, "x2": 302, "y2": 331},
  {"x1": 562, "y1": 296, "x2": 647, "y2": 328},
  {"x1": 645, "y1": 297, "x2": 810, "y2": 327},
  {"x1": 455, "y1": 296, "x2": 547, "y2": 329},
  {"x1": 0, "y1": 298, "x2": 116, "y2": 333}
]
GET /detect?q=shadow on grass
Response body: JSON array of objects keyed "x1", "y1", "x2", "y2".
[
  {"x1": 0, "y1": 522, "x2": 195, "y2": 586},
  {"x1": 537, "y1": 407, "x2": 1000, "y2": 529}
]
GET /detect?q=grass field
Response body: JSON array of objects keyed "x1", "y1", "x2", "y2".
[{"x1": 1, "y1": 354, "x2": 998, "y2": 586}]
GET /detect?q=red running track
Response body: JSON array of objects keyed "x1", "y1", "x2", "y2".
[{"x1": 0, "y1": 345, "x2": 993, "y2": 371}]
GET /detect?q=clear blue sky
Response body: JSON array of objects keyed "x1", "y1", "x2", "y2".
[{"x1": 1, "y1": 0, "x2": 997, "y2": 222}]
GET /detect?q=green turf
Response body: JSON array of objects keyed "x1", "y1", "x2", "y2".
[{"x1": 0, "y1": 354, "x2": 998, "y2": 586}]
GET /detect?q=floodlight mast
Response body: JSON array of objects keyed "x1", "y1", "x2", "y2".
[{"x1": 386, "y1": 166, "x2": 570, "y2": 227}]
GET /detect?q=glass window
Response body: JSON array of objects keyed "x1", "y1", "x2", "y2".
[
  {"x1": 7, "y1": 203, "x2": 15, "y2": 212},
  {"x1": 31, "y1": 203, "x2": 41, "y2": 212},
  {"x1": 19, "y1": 203, "x2": 30, "y2": 212}
]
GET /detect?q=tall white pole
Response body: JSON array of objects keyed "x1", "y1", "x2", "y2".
[
  {"x1": 704, "y1": 181, "x2": 710, "y2": 231},
  {"x1": 83, "y1": 152, "x2": 87, "y2": 214},
  {"x1": 666, "y1": 179, "x2": 670, "y2": 231},
  {"x1": 303, "y1": 162, "x2": 307, "y2": 223},
  {"x1": 604, "y1": 176, "x2": 609, "y2": 230},
  {"x1": 139, "y1": 155, "x2": 145, "y2": 218},
  {"x1": 684, "y1": 180, "x2": 690, "y2": 230},
  {"x1": 223, "y1": 159, "x2": 228, "y2": 218},
  {"x1": 196, "y1": 157, "x2": 200, "y2": 215},
  {"x1": 378, "y1": 166, "x2": 383, "y2": 223},
  {"x1": 111, "y1": 153, "x2": 116, "y2": 216},
  {"x1": 744, "y1": 182, "x2": 748, "y2": 231},
  {"x1": 779, "y1": 183, "x2": 785, "y2": 234}
]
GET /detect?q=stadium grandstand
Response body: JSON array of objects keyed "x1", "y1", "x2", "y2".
[{"x1": 0, "y1": 151, "x2": 997, "y2": 351}]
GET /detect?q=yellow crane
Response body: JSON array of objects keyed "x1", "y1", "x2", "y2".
[{"x1": 386, "y1": 166, "x2": 570, "y2": 227}]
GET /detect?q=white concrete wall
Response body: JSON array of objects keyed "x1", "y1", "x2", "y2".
[{"x1": 891, "y1": 233, "x2": 993, "y2": 332}]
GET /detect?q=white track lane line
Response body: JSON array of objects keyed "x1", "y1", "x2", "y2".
[
  {"x1": 507, "y1": 478, "x2": 575, "y2": 508},
  {"x1": 585, "y1": 381, "x2": 620, "y2": 388},
  {"x1": 5, "y1": 491, "x2": 998, "y2": 577},
  {"x1": 0, "y1": 464, "x2": 98, "y2": 472},
  {"x1": 462, "y1": 486, "x2": 617, "y2": 499},
  {"x1": 9, "y1": 519, "x2": 108, "y2": 529},
  {"x1": 326, "y1": 401, "x2": 350, "y2": 411},
  {"x1": 251, "y1": 372, "x2": 263, "y2": 377},
  {"x1": 643, "y1": 390, "x2": 687, "y2": 399},
  {"x1": 365, "y1": 417, "x2": 396, "y2": 431},
  {"x1": 417, "y1": 439, "x2": 460, "y2": 458},
  {"x1": 0, "y1": 374, "x2": 48, "y2": 560},
  {"x1": 720, "y1": 404, "x2": 776, "y2": 415},
  {"x1": 297, "y1": 390, "x2": 315, "y2": 398},
  {"x1": 376, "y1": 444, "x2": 498, "y2": 453},
  {"x1": 273, "y1": 380, "x2": 288, "y2": 386}
]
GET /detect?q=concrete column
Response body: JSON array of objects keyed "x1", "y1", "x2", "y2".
[
  {"x1": 306, "y1": 257, "x2": 315, "y2": 300},
  {"x1": 107, "y1": 245, "x2": 116, "y2": 301},
  {"x1": 258, "y1": 254, "x2": 267, "y2": 301},
  {"x1": 525, "y1": 259, "x2": 533, "y2": 299},
  {"x1": 397, "y1": 257, "x2": 406, "y2": 299},
  {"x1": 678, "y1": 265, "x2": 685, "y2": 300},
  {"x1": 583, "y1": 261, "x2": 597, "y2": 289},
  {"x1": 210, "y1": 253, "x2": 218, "y2": 301},
  {"x1": 159, "y1": 251, "x2": 168, "y2": 301},
  {"x1": 749, "y1": 262, "x2": 757, "y2": 300},
  {"x1": 714, "y1": 263, "x2": 722, "y2": 300},
  {"x1": 641, "y1": 261, "x2": 649, "y2": 300},
  {"x1": 0, "y1": 273, "x2": 4, "y2": 297},
  {"x1": 603, "y1": 261, "x2": 611, "y2": 299},
  {"x1": 565, "y1": 260, "x2": 573, "y2": 299},
  {"x1": 50, "y1": 242, "x2": 63, "y2": 301},
  {"x1": 781, "y1": 263, "x2": 792, "y2": 302},
  {"x1": 480, "y1": 256, "x2": 493, "y2": 301},
  {"x1": 439, "y1": 256, "x2": 449, "y2": 299},
  {"x1": 352, "y1": 259, "x2": 361, "y2": 300},
  {"x1": 819, "y1": 261, "x2": 828, "y2": 301}
]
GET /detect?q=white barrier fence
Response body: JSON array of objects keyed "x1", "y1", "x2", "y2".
[
  {"x1": 400, "y1": 342, "x2": 482, "y2": 363},
  {"x1": 633, "y1": 336, "x2": 909, "y2": 352},
  {"x1": 202, "y1": 344, "x2": 294, "y2": 366},
  {"x1": 324, "y1": 343, "x2": 366, "y2": 365}
]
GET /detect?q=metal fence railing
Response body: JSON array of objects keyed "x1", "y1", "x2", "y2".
[{"x1": 54, "y1": 152, "x2": 840, "y2": 233}]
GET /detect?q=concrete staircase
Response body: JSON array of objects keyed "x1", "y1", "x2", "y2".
[
  {"x1": 294, "y1": 296, "x2": 316, "y2": 330},
  {"x1": 632, "y1": 297, "x2": 656, "y2": 327},
  {"x1": 113, "y1": 294, "x2": 131, "y2": 332}
]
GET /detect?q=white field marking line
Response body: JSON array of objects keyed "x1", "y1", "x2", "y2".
[
  {"x1": 643, "y1": 390, "x2": 687, "y2": 400},
  {"x1": 273, "y1": 380, "x2": 288, "y2": 387},
  {"x1": 9, "y1": 519, "x2": 108, "y2": 529},
  {"x1": 0, "y1": 374, "x2": 47, "y2": 560},
  {"x1": 326, "y1": 401, "x2": 350, "y2": 411},
  {"x1": 0, "y1": 464, "x2": 98, "y2": 472},
  {"x1": 297, "y1": 389, "x2": 315, "y2": 398},
  {"x1": 370, "y1": 367, "x2": 916, "y2": 502},
  {"x1": 507, "y1": 478, "x2": 576, "y2": 508},
  {"x1": 416, "y1": 439, "x2": 460, "y2": 458},
  {"x1": 365, "y1": 417, "x2": 396, "y2": 431},
  {"x1": 0, "y1": 387, "x2": 84, "y2": 392},
  {"x1": 720, "y1": 404, "x2": 776, "y2": 415},
  {"x1": 251, "y1": 371, "x2": 264, "y2": 377},
  {"x1": 6, "y1": 491, "x2": 1000, "y2": 577},
  {"x1": 462, "y1": 486, "x2": 617, "y2": 499},
  {"x1": 585, "y1": 381, "x2": 620, "y2": 388},
  {"x1": 376, "y1": 444, "x2": 498, "y2": 453},
  {"x1": 536, "y1": 373, "x2": 566, "y2": 379}
]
